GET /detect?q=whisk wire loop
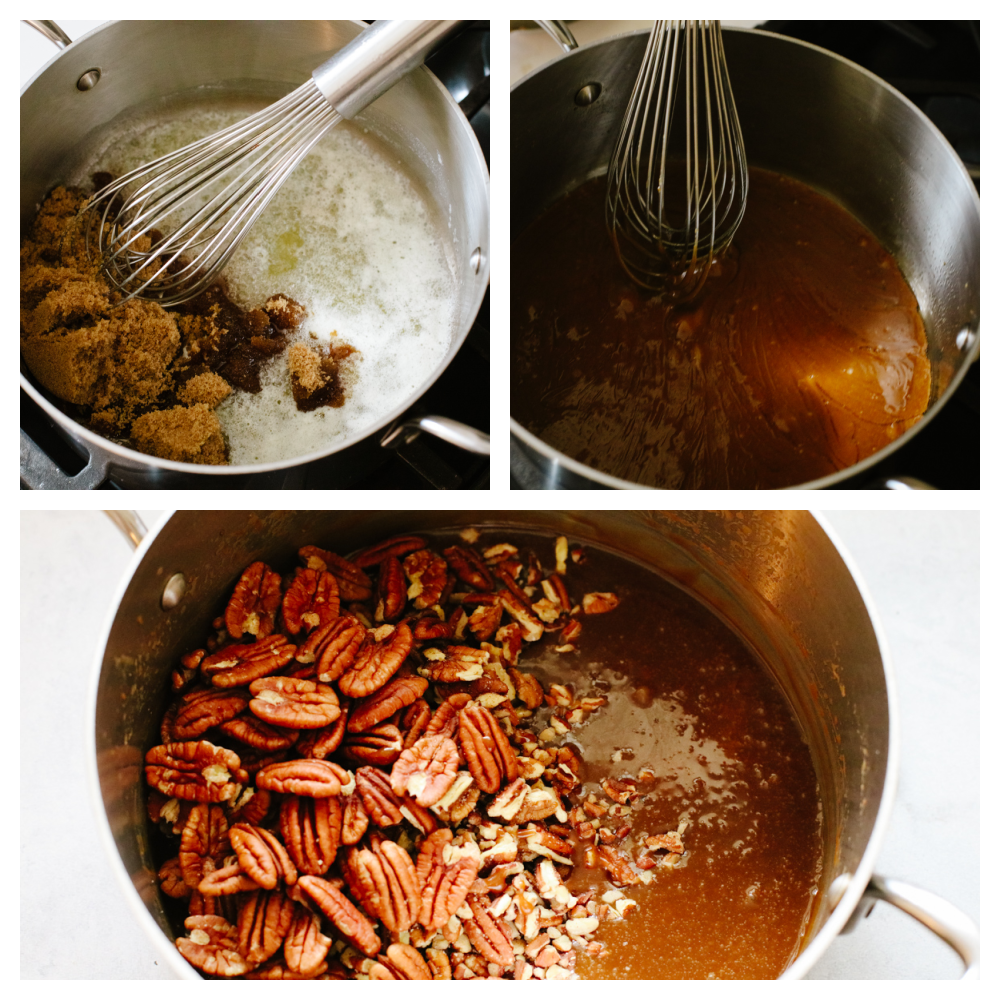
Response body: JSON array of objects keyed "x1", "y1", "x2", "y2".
[{"x1": 606, "y1": 19, "x2": 748, "y2": 299}]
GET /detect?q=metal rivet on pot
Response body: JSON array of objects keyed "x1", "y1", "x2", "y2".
[
  {"x1": 955, "y1": 326, "x2": 976, "y2": 351},
  {"x1": 77, "y1": 68, "x2": 101, "y2": 91},
  {"x1": 161, "y1": 572, "x2": 188, "y2": 610},
  {"x1": 470, "y1": 247, "x2": 482, "y2": 274},
  {"x1": 575, "y1": 82, "x2": 602, "y2": 106}
]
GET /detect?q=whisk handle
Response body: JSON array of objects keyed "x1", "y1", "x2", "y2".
[{"x1": 313, "y1": 20, "x2": 461, "y2": 119}]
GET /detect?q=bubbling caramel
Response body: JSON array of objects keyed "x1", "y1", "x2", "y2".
[{"x1": 512, "y1": 169, "x2": 931, "y2": 488}]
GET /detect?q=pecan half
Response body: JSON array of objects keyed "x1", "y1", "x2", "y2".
[
  {"x1": 458, "y1": 703, "x2": 520, "y2": 794},
  {"x1": 295, "y1": 616, "x2": 367, "y2": 684},
  {"x1": 256, "y1": 758, "x2": 350, "y2": 798},
  {"x1": 340, "y1": 791, "x2": 370, "y2": 845},
  {"x1": 342, "y1": 838, "x2": 419, "y2": 933},
  {"x1": 339, "y1": 622, "x2": 413, "y2": 699},
  {"x1": 217, "y1": 714, "x2": 299, "y2": 751},
  {"x1": 295, "y1": 711, "x2": 349, "y2": 759},
  {"x1": 297, "y1": 875, "x2": 381, "y2": 957},
  {"x1": 279, "y1": 795, "x2": 341, "y2": 876},
  {"x1": 416, "y1": 829, "x2": 480, "y2": 932},
  {"x1": 353, "y1": 535, "x2": 427, "y2": 569},
  {"x1": 202, "y1": 635, "x2": 296, "y2": 689},
  {"x1": 284, "y1": 907, "x2": 332, "y2": 977},
  {"x1": 463, "y1": 894, "x2": 514, "y2": 967},
  {"x1": 145, "y1": 741, "x2": 245, "y2": 803},
  {"x1": 237, "y1": 889, "x2": 295, "y2": 968},
  {"x1": 282, "y1": 568, "x2": 340, "y2": 636},
  {"x1": 400, "y1": 698, "x2": 431, "y2": 749},
  {"x1": 467, "y1": 603, "x2": 503, "y2": 641},
  {"x1": 229, "y1": 822, "x2": 297, "y2": 889},
  {"x1": 341, "y1": 723, "x2": 404, "y2": 766},
  {"x1": 390, "y1": 734, "x2": 460, "y2": 806},
  {"x1": 372, "y1": 942, "x2": 433, "y2": 980},
  {"x1": 354, "y1": 766, "x2": 403, "y2": 827},
  {"x1": 225, "y1": 562, "x2": 282, "y2": 639},
  {"x1": 508, "y1": 668, "x2": 544, "y2": 710},
  {"x1": 176, "y1": 915, "x2": 248, "y2": 977},
  {"x1": 179, "y1": 803, "x2": 229, "y2": 888},
  {"x1": 248, "y1": 676, "x2": 340, "y2": 730},
  {"x1": 168, "y1": 688, "x2": 249, "y2": 740},
  {"x1": 158, "y1": 856, "x2": 190, "y2": 899},
  {"x1": 299, "y1": 546, "x2": 372, "y2": 602},
  {"x1": 425, "y1": 693, "x2": 472, "y2": 740},
  {"x1": 375, "y1": 556, "x2": 407, "y2": 623},
  {"x1": 419, "y1": 645, "x2": 487, "y2": 683},
  {"x1": 347, "y1": 674, "x2": 428, "y2": 734},
  {"x1": 198, "y1": 863, "x2": 259, "y2": 896},
  {"x1": 402, "y1": 549, "x2": 449, "y2": 610},
  {"x1": 411, "y1": 614, "x2": 454, "y2": 642},
  {"x1": 443, "y1": 545, "x2": 493, "y2": 591}
]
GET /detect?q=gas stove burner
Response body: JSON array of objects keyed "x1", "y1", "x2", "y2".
[{"x1": 20, "y1": 21, "x2": 490, "y2": 491}]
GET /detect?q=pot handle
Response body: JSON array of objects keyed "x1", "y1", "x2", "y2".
[
  {"x1": 23, "y1": 19, "x2": 72, "y2": 49},
  {"x1": 842, "y1": 874, "x2": 979, "y2": 978},
  {"x1": 20, "y1": 428, "x2": 109, "y2": 490},
  {"x1": 381, "y1": 416, "x2": 490, "y2": 455},
  {"x1": 103, "y1": 511, "x2": 147, "y2": 549},
  {"x1": 534, "y1": 20, "x2": 579, "y2": 52}
]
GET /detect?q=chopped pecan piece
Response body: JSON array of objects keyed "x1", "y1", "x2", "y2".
[
  {"x1": 256, "y1": 758, "x2": 350, "y2": 798},
  {"x1": 582, "y1": 592, "x2": 621, "y2": 614},
  {"x1": 463, "y1": 894, "x2": 514, "y2": 967},
  {"x1": 176, "y1": 915, "x2": 248, "y2": 977},
  {"x1": 229, "y1": 822, "x2": 297, "y2": 889},
  {"x1": 419, "y1": 645, "x2": 488, "y2": 683},
  {"x1": 297, "y1": 875, "x2": 381, "y2": 957},
  {"x1": 299, "y1": 546, "x2": 372, "y2": 601},
  {"x1": 145, "y1": 741, "x2": 245, "y2": 803},
  {"x1": 390, "y1": 734, "x2": 460, "y2": 806},
  {"x1": 467, "y1": 603, "x2": 503, "y2": 641},
  {"x1": 201, "y1": 635, "x2": 296, "y2": 689},
  {"x1": 353, "y1": 535, "x2": 427, "y2": 568},
  {"x1": 595, "y1": 844, "x2": 640, "y2": 886},
  {"x1": 601, "y1": 776, "x2": 637, "y2": 805},
  {"x1": 347, "y1": 674, "x2": 428, "y2": 734},
  {"x1": 443, "y1": 545, "x2": 494, "y2": 591},
  {"x1": 279, "y1": 795, "x2": 341, "y2": 876},
  {"x1": 282, "y1": 568, "x2": 340, "y2": 636},
  {"x1": 294, "y1": 616, "x2": 367, "y2": 685},
  {"x1": 508, "y1": 668, "x2": 544, "y2": 710},
  {"x1": 458, "y1": 702, "x2": 520, "y2": 794},
  {"x1": 498, "y1": 592, "x2": 544, "y2": 643},
  {"x1": 248, "y1": 676, "x2": 340, "y2": 730},
  {"x1": 402, "y1": 549, "x2": 449, "y2": 610},
  {"x1": 224, "y1": 562, "x2": 282, "y2": 639},
  {"x1": 645, "y1": 830, "x2": 685, "y2": 853},
  {"x1": 339, "y1": 622, "x2": 413, "y2": 698}
]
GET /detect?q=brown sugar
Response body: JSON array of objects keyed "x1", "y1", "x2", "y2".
[
  {"x1": 177, "y1": 371, "x2": 232, "y2": 409},
  {"x1": 130, "y1": 404, "x2": 226, "y2": 465},
  {"x1": 287, "y1": 340, "x2": 357, "y2": 411}
]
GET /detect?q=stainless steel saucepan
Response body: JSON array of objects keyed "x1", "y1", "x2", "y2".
[
  {"x1": 510, "y1": 28, "x2": 979, "y2": 490},
  {"x1": 20, "y1": 20, "x2": 490, "y2": 488},
  {"x1": 89, "y1": 510, "x2": 978, "y2": 978}
]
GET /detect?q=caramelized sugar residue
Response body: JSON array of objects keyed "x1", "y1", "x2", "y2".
[
  {"x1": 512, "y1": 169, "x2": 931, "y2": 488},
  {"x1": 520, "y1": 538, "x2": 823, "y2": 979}
]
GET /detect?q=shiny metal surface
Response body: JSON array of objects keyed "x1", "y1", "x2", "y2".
[
  {"x1": 88, "y1": 510, "x2": 904, "y2": 977},
  {"x1": 23, "y1": 18, "x2": 71, "y2": 48},
  {"x1": 20, "y1": 20, "x2": 489, "y2": 487},
  {"x1": 534, "y1": 20, "x2": 578, "y2": 53},
  {"x1": 510, "y1": 29, "x2": 980, "y2": 490},
  {"x1": 606, "y1": 21, "x2": 748, "y2": 298}
]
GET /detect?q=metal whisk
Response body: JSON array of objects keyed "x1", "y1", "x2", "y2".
[
  {"x1": 85, "y1": 21, "x2": 458, "y2": 307},
  {"x1": 606, "y1": 20, "x2": 748, "y2": 300}
]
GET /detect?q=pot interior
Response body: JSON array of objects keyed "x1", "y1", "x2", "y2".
[
  {"x1": 95, "y1": 510, "x2": 889, "y2": 976},
  {"x1": 511, "y1": 29, "x2": 979, "y2": 481},
  {"x1": 21, "y1": 21, "x2": 489, "y2": 466}
]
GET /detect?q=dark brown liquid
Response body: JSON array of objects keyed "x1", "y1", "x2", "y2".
[
  {"x1": 514, "y1": 534, "x2": 824, "y2": 979},
  {"x1": 512, "y1": 170, "x2": 931, "y2": 488}
]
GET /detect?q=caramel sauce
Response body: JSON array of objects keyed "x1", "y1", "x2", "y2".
[
  {"x1": 514, "y1": 534, "x2": 824, "y2": 979},
  {"x1": 512, "y1": 170, "x2": 931, "y2": 488}
]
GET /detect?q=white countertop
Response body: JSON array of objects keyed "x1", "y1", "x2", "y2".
[{"x1": 19, "y1": 509, "x2": 979, "y2": 979}]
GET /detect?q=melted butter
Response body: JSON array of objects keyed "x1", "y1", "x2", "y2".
[{"x1": 512, "y1": 170, "x2": 931, "y2": 488}]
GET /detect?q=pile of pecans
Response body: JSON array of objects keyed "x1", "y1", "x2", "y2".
[{"x1": 144, "y1": 529, "x2": 685, "y2": 979}]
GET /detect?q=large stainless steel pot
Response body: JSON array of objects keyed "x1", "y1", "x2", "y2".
[
  {"x1": 20, "y1": 20, "x2": 490, "y2": 489},
  {"x1": 89, "y1": 510, "x2": 978, "y2": 978},
  {"x1": 510, "y1": 29, "x2": 980, "y2": 490}
]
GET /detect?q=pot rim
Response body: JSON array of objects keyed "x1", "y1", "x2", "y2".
[
  {"x1": 21, "y1": 19, "x2": 490, "y2": 476},
  {"x1": 88, "y1": 509, "x2": 901, "y2": 979},
  {"x1": 510, "y1": 26, "x2": 979, "y2": 491}
]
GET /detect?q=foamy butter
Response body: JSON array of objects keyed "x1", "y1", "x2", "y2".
[{"x1": 81, "y1": 101, "x2": 459, "y2": 465}]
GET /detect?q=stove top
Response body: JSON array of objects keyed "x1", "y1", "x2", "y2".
[{"x1": 20, "y1": 21, "x2": 490, "y2": 491}]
